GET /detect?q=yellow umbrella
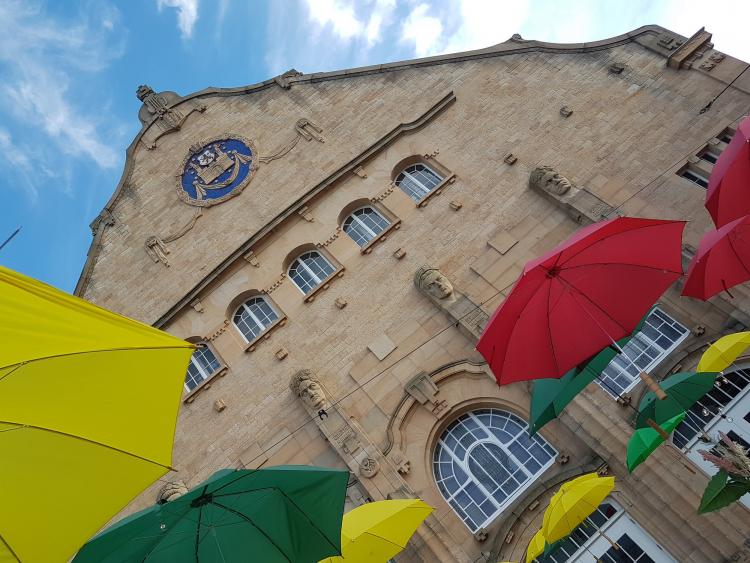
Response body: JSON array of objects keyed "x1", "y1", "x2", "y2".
[
  {"x1": 524, "y1": 529, "x2": 546, "y2": 563},
  {"x1": 541, "y1": 472, "x2": 615, "y2": 544},
  {"x1": 697, "y1": 331, "x2": 750, "y2": 372},
  {"x1": 319, "y1": 499, "x2": 433, "y2": 562},
  {"x1": 0, "y1": 266, "x2": 194, "y2": 562}
]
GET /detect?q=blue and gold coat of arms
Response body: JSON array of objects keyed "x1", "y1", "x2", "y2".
[{"x1": 178, "y1": 136, "x2": 256, "y2": 206}]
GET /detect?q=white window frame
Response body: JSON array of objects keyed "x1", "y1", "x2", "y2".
[
  {"x1": 288, "y1": 251, "x2": 336, "y2": 295},
  {"x1": 596, "y1": 308, "x2": 689, "y2": 398},
  {"x1": 342, "y1": 206, "x2": 390, "y2": 247},
  {"x1": 395, "y1": 163, "x2": 444, "y2": 201},
  {"x1": 680, "y1": 168, "x2": 709, "y2": 188},
  {"x1": 434, "y1": 409, "x2": 556, "y2": 532},
  {"x1": 184, "y1": 344, "x2": 221, "y2": 393},
  {"x1": 233, "y1": 296, "x2": 279, "y2": 343}
]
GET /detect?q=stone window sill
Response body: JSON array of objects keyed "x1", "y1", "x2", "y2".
[
  {"x1": 360, "y1": 219, "x2": 402, "y2": 254},
  {"x1": 243, "y1": 315, "x2": 288, "y2": 352},
  {"x1": 415, "y1": 173, "x2": 457, "y2": 207},
  {"x1": 303, "y1": 267, "x2": 345, "y2": 303},
  {"x1": 183, "y1": 366, "x2": 229, "y2": 403}
]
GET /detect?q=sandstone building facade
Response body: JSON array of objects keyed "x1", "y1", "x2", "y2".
[{"x1": 76, "y1": 25, "x2": 750, "y2": 562}]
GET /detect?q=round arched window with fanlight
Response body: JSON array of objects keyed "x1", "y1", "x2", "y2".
[{"x1": 433, "y1": 409, "x2": 557, "y2": 532}]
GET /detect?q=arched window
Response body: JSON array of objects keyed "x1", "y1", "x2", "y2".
[
  {"x1": 288, "y1": 250, "x2": 336, "y2": 294},
  {"x1": 342, "y1": 206, "x2": 390, "y2": 247},
  {"x1": 433, "y1": 409, "x2": 556, "y2": 532},
  {"x1": 395, "y1": 163, "x2": 443, "y2": 201},
  {"x1": 233, "y1": 296, "x2": 279, "y2": 342},
  {"x1": 184, "y1": 344, "x2": 222, "y2": 392},
  {"x1": 672, "y1": 365, "x2": 750, "y2": 509}
]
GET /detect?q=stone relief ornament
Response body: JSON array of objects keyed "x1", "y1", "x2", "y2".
[
  {"x1": 529, "y1": 166, "x2": 573, "y2": 196},
  {"x1": 156, "y1": 480, "x2": 188, "y2": 504},
  {"x1": 414, "y1": 266, "x2": 454, "y2": 300},
  {"x1": 178, "y1": 136, "x2": 257, "y2": 207},
  {"x1": 290, "y1": 369, "x2": 330, "y2": 411}
]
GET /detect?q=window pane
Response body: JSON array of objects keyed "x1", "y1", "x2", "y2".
[
  {"x1": 395, "y1": 163, "x2": 444, "y2": 201},
  {"x1": 288, "y1": 251, "x2": 335, "y2": 294},
  {"x1": 341, "y1": 206, "x2": 390, "y2": 247},
  {"x1": 184, "y1": 344, "x2": 220, "y2": 391}
]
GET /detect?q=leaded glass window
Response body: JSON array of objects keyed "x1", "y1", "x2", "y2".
[
  {"x1": 233, "y1": 296, "x2": 280, "y2": 343},
  {"x1": 395, "y1": 163, "x2": 443, "y2": 201},
  {"x1": 184, "y1": 344, "x2": 221, "y2": 392},
  {"x1": 342, "y1": 206, "x2": 390, "y2": 247},
  {"x1": 597, "y1": 308, "x2": 689, "y2": 397},
  {"x1": 288, "y1": 251, "x2": 336, "y2": 294},
  {"x1": 433, "y1": 409, "x2": 556, "y2": 532}
]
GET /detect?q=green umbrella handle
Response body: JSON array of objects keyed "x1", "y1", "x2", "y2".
[{"x1": 639, "y1": 372, "x2": 667, "y2": 400}]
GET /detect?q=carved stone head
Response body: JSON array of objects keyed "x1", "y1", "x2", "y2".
[
  {"x1": 529, "y1": 166, "x2": 573, "y2": 196},
  {"x1": 156, "y1": 480, "x2": 188, "y2": 504},
  {"x1": 414, "y1": 266, "x2": 454, "y2": 300},
  {"x1": 290, "y1": 369, "x2": 328, "y2": 410},
  {"x1": 136, "y1": 84, "x2": 155, "y2": 102}
]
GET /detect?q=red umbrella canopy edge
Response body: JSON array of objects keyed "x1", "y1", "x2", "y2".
[
  {"x1": 706, "y1": 115, "x2": 750, "y2": 228},
  {"x1": 477, "y1": 217, "x2": 686, "y2": 385}
]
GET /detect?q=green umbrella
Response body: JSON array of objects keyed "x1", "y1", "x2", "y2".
[
  {"x1": 627, "y1": 411, "x2": 686, "y2": 472},
  {"x1": 636, "y1": 371, "x2": 717, "y2": 429},
  {"x1": 73, "y1": 466, "x2": 348, "y2": 563},
  {"x1": 529, "y1": 310, "x2": 651, "y2": 435}
]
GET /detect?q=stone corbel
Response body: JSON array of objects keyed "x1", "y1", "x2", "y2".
[
  {"x1": 145, "y1": 236, "x2": 170, "y2": 266},
  {"x1": 667, "y1": 27, "x2": 712, "y2": 69},
  {"x1": 405, "y1": 372, "x2": 448, "y2": 417},
  {"x1": 296, "y1": 119, "x2": 324, "y2": 142},
  {"x1": 528, "y1": 166, "x2": 617, "y2": 225},
  {"x1": 273, "y1": 69, "x2": 302, "y2": 89}
]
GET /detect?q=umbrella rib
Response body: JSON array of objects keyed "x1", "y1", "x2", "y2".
[
  {"x1": 725, "y1": 233, "x2": 750, "y2": 278},
  {"x1": 558, "y1": 261, "x2": 683, "y2": 275},
  {"x1": 0, "y1": 420, "x2": 173, "y2": 470},
  {"x1": 545, "y1": 278, "x2": 562, "y2": 374},
  {"x1": 138, "y1": 504, "x2": 197, "y2": 563},
  {"x1": 557, "y1": 273, "x2": 630, "y2": 335},
  {"x1": 272, "y1": 489, "x2": 343, "y2": 554},
  {"x1": 210, "y1": 500, "x2": 293, "y2": 563},
  {"x1": 194, "y1": 500, "x2": 204, "y2": 563},
  {"x1": 0, "y1": 345, "x2": 194, "y2": 376},
  {"x1": 360, "y1": 531, "x2": 406, "y2": 550},
  {"x1": 0, "y1": 532, "x2": 21, "y2": 563}
]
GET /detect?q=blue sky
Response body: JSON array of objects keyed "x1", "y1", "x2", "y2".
[{"x1": 2, "y1": 0, "x2": 748, "y2": 292}]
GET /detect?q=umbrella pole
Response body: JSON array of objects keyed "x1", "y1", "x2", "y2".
[{"x1": 639, "y1": 372, "x2": 667, "y2": 400}]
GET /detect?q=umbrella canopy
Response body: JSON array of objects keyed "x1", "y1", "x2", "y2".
[
  {"x1": 541, "y1": 473, "x2": 615, "y2": 544},
  {"x1": 319, "y1": 499, "x2": 433, "y2": 563},
  {"x1": 0, "y1": 266, "x2": 195, "y2": 562},
  {"x1": 627, "y1": 412, "x2": 686, "y2": 473},
  {"x1": 524, "y1": 529, "x2": 546, "y2": 563},
  {"x1": 74, "y1": 466, "x2": 349, "y2": 563},
  {"x1": 682, "y1": 215, "x2": 750, "y2": 300},
  {"x1": 705, "y1": 115, "x2": 750, "y2": 228},
  {"x1": 636, "y1": 371, "x2": 718, "y2": 428},
  {"x1": 698, "y1": 331, "x2": 750, "y2": 372},
  {"x1": 529, "y1": 309, "x2": 652, "y2": 434},
  {"x1": 477, "y1": 217, "x2": 685, "y2": 385}
]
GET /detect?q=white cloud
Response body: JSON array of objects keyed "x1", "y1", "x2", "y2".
[
  {"x1": 157, "y1": 0, "x2": 199, "y2": 39},
  {"x1": 303, "y1": 0, "x2": 365, "y2": 40},
  {"x1": 365, "y1": 0, "x2": 397, "y2": 45},
  {"x1": 400, "y1": 3, "x2": 442, "y2": 57},
  {"x1": 0, "y1": 0, "x2": 125, "y2": 202},
  {"x1": 443, "y1": 0, "x2": 529, "y2": 53}
]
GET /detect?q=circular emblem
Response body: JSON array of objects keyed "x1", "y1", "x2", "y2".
[{"x1": 178, "y1": 136, "x2": 256, "y2": 206}]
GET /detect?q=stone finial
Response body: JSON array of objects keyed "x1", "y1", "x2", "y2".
[
  {"x1": 136, "y1": 84, "x2": 155, "y2": 102},
  {"x1": 290, "y1": 369, "x2": 329, "y2": 410},
  {"x1": 414, "y1": 266, "x2": 454, "y2": 300},
  {"x1": 529, "y1": 166, "x2": 573, "y2": 196},
  {"x1": 156, "y1": 480, "x2": 188, "y2": 504}
]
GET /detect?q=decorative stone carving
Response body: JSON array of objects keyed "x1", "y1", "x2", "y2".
[
  {"x1": 335, "y1": 297, "x2": 348, "y2": 309},
  {"x1": 359, "y1": 457, "x2": 380, "y2": 478},
  {"x1": 273, "y1": 69, "x2": 302, "y2": 89},
  {"x1": 243, "y1": 250, "x2": 260, "y2": 267},
  {"x1": 393, "y1": 248, "x2": 406, "y2": 259},
  {"x1": 559, "y1": 106, "x2": 574, "y2": 118},
  {"x1": 503, "y1": 152, "x2": 517, "y2": 165},
  {"x1": 473, "y1": 528, "x2": 489, "y2": 542},
  {"x1": 214, "y1": 398, "x2": 227, "y2": 412},
  {"x1": 529, "y1": 166, "x2": 573, "y2": 196},
  {"x1": 353, "y1": 166, "x2": 367, "y2": 178},
  {"x1": 449, "y1": 200, "x2": 462, "y2": 211},
  {"x1": 405, "y1": 372, "x2": 447, "y2": 416},
  {"x1": 275, "y1": 348, "x2": 288, "y2": 360},
  {"x1": 190, "y1": 298, "x2": 204, "y2": 313},
  {"x1": 145, "y1": 236, "x2": 170, "y2": 266},
  {"x1": 296, "y1": 119, "x2": 325, "y2": 143},
  {"x1": 156, "y1": 480, "x2": 188, "y2": 504},
  {"x1": 90, "y1": 209, "x2": 116, "y2": 236},
  {"x1": 297, "y1": 206, "x2": 314, "y2": 222},
  {"x1": 137, "y1": 84, "x2": 206, "y2": 149},
  {"x1": 290, "y1": 369, "x2": 330, "y2": 411},
  {"x1": 414, "y1": 266, "x2": 454, "y2": 300},
  {"x1": 609, "y1": 63, "x2": 625, "y2": 74},
  {"x1": 389, "y1": 450, "x2": 411, "y2": 475}
]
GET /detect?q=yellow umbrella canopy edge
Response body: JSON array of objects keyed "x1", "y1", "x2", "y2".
[
  {"x1": 0, "y1": 267, "x2": 195, "y2": 562},
  {"x1": 318, "y1": 499, "x2": 433, "y2": 563},
  {"x1": 524, "y1": 529, "x2": 546, "y2": 563},
  {"x1": 541, "y1": 473, "x2": 615, "y2": 545},
  {"x1": 697, "y1": 331, "x2": 750, "y2": 372}
]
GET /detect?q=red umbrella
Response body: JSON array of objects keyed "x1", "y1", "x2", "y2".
[
  {"x1": 682, "y1": 214, "x2": 750, "y2": 300},
  {"x1": 706, "y1": 115, "x2": 750, "y2": 228},
  {"x1": 476, "y1": 217, "x2": 685, "y2": 385}
]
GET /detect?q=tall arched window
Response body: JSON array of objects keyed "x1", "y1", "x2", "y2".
[
  {"x1": 395, "y1": 163, "x2": 443, "y2": 201},
  {"x1": 288, "y1": 250, "x2": 336, "y2": 294},
  {"x1": 433, "y1": 409, "x2": 556, "y2": 532},
  {"x1": 672, "y1": 365, "x2": 750, "y2": 509},
  {"x1": 233, "y1": 296, "x2": 279, "y2": 342},
  {"x1": 184, "y1": 344, "x2": 222, "y2": 392},
  {"x1": 342, "y1": 206, "x2": 390, "y2": 247}
]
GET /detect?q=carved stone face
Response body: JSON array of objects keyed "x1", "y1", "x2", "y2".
[
  {"x1": 530, "y1": 166, "x2": 573, "y2": 195},
  {"x1": 136, "y1": 84, "x2": 155, "y2": 102},
  {"x1": 290, "y1": 370, "x2": 328, "y2": 410},
  {"x1": 415, "y1": 267, "x2": 454, "y2": 299}
]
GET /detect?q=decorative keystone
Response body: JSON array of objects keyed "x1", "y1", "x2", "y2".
[
  {"x1": 556, "y1": 453, "x2": 570, "y2": 465},
  {"x1": 473, "y1": 528, "x2": 489, "y2": 542}
]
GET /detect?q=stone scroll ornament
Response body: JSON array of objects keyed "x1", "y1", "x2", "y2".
[{"x1": 178, "y1": 136, "x2": 257, "y2": 207}]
